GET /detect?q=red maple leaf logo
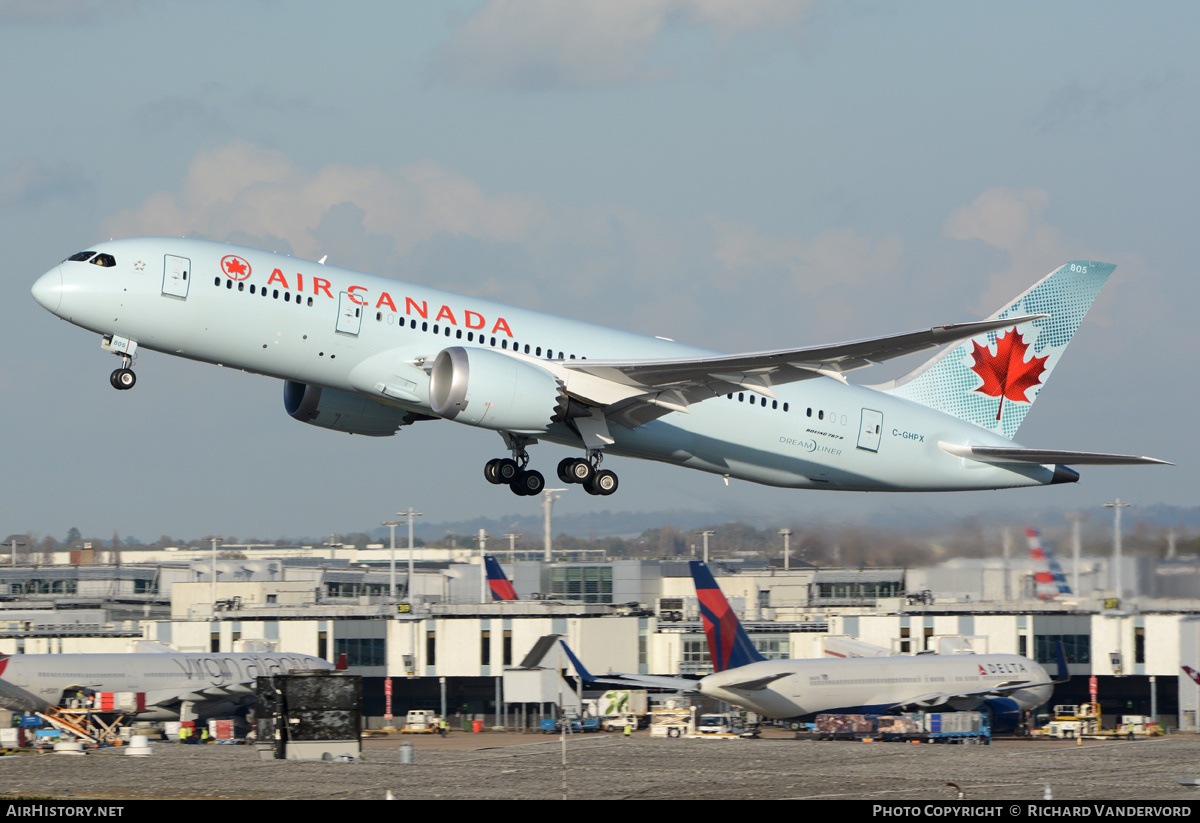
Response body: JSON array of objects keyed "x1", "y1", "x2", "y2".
[
  {"x1": 221, "y1": 255, "x2": 251, "y2": 280},
  {"x1": 969, "y1": 327, "x2": 1049, "y2": 421}
]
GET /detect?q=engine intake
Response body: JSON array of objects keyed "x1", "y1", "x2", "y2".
[{"x1": 429, "y1": 346, "x2": 580, "y2": 434}]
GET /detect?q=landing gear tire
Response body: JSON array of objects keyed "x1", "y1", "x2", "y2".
[
  {"x1": 510, "y1": 469, "x2": 545, "y2": 496},
  {"x1": 484, "y1": 459, "x2": 504, "y2": 485},
  {"x1": 584, "y1": 469, "x2": 618, "y2": 496},
  {"x1": 564, "y1": 458, "x2": 593, "y2": 484},
  {"x1": 110, "y1": 368, "x2": 136, "y2": 390},
  {"x1": 494, "y1": 458, "x2": 520, "y2": 484},
  {"x1": 557, "y1": 458, "x2": 577, "y2": 484}
]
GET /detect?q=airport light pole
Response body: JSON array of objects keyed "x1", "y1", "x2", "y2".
[
  {"x1": 399, "y1": 509, "x2": 421, "y2": 602},
  {"x1": 477, "y1": 528, "x2": 489, "y2": 603},
  {"x1": 209, "y1": 536, "x2": 221, "y2": 609},
  {"x1": 1065, "y1": 511, "x2": 1088, "y2": 595},
  {"x1": 1104, "y1": 499, "x2": 1131, "y2": 600},
  {"x1": 542, "y1": 488, "x2": 564, "y2": 561},
  {"x1": 383, "y1": 520, "x2": 399, "y2": 600}
]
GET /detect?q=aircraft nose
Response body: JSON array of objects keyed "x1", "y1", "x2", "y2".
[{"x1": 31, "y1": 265, "x2": 62, "y2": 313}]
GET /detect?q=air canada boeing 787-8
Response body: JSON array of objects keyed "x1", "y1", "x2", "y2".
[{"x1": 31, "y1": 238, "x2": 1166, "y2": 496}]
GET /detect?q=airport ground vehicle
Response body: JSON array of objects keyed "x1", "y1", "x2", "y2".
[
  {"x1": 400, "y1": 710, "x2": 442, "y2": 734},
  {"x1": 812, "y1": 712, "x2": 990, "y2": 744},
  {"x1": 539, "y1": 715, "x2": 600, "y2": 734}
]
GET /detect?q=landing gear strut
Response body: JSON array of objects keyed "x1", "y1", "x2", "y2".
[
  {"x1": 485, "y1": 436, "x2": 545, "y2": 497},
  {"x1": 102, "y1": 335, "x2": 138, "y2": 391}
]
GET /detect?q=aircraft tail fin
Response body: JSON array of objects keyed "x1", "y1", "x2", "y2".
[
  {"x1": 873, "y1": 261, "x2": 1113, "y2": 438},
  {"x1": 484, "y1": 555, "x2": 518, "y2": 601},
  {"x1": 1184, "y1": 666, "x2": 1200, "y2": 687},
  {"x1": 1027, "y1": 528, "x2": 1073, "y2": 599},
  {"x1": 690, "y1": 561, "x2": 766, "y2": 672}
]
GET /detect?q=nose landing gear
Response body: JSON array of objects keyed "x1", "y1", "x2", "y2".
[
  {"x1": 102, "y1": 335, "x2": 138, "y2": 391},
  {"x1": 110, "y1": 363, "x2": 136, "y2": 390}
]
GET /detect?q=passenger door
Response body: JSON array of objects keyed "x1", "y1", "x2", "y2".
[
  {"x1": 857, "y1": 409, "x2": 883, "y2": 452},
  {"x1": 336, "y1": 291, "x2": 363, "y2": 336},
  {"x1": 162, "y1": 255, "x2": 191, "y2": 299}
]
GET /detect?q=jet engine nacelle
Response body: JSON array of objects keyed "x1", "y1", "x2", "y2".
[
  {"x1": 982, "y1": 696, "x2": 1023, "y2": 734},
  {"x1": 284, "y1": 381, "x2": 414, "y2": 437},
  {"x1": 429, "y1": 346, "x2": 574, "y2": 434}
]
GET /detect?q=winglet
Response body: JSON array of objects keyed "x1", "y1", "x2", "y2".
[
  {"x1": 690, "y1": 561, "x2": 766, "y2": 672},
  {"x1": 558, "y1": 639, "x2": 596, "y2": 683},
  {"x1": 1184, "y1": 666, "x2": 1200, "y2": 687},
  {"x1": 335, "y1": 653, "x2": 348, "y2": 671},
  {"x1": 1054, "y1": 640, "x2": 1069, "y2": 683},
  {"x1": 484, "y1": 555, "x2": 518, "y2": 601}
]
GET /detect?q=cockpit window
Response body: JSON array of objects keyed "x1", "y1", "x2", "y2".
[
  {"x1": 90, "y1": 253, "x2": 116, "y2": 267},
  {"x1": 67, "y1": 251, "x2": 96, "y2": 262}
]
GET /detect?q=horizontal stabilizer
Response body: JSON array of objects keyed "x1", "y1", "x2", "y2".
[{"x1": 939, "y1": 442, "x2": 1171, "y2": 466}]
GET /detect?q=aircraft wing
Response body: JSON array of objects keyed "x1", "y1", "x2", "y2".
[
  {"x1": 890, "y1": 680, "x2": 1052, "y2": 711},
  {"x1": 939, "y1": 443, "x2": 1172, "y2": 466},
  {"x1": 561, "y1": 315, "x2": 1043, "y2": 428},
  {"x1": 557, "y1": 640, "x2": 700, "y2": 692}
]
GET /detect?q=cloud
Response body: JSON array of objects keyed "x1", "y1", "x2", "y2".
[
  {"x1": 102, "y1": 141, "x2": 917, "y2": 349},
  {"x1": 942, "y1": 187, "x2": 1071, "y2": 313},
  {"x1": 429, "y1": 0, "x2": 816, "y2": 89},
  {"x1": 711, "y1": 217, "x2": 903, "y2": 294},
  {"x1": 103, "y1": 141, "x2": 544, "y2": 263},
  {"x1": 0, "y1": 157, "x2": 94, "y2": 207}
]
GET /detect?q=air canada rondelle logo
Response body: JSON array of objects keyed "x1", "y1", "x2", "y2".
[{"x1": 221, "y1": 255, "x2": 252, "y2": 280}]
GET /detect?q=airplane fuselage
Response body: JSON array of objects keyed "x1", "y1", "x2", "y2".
[
  {"x1": 31, "y1": 237, "x2": 1068, "y2": 494},
  {"x1": 0, "y1": 651, "x2": 331, "y2": 720},
  {"x1": 698, "y1": 653, "x2": 1053, "y2": 720}
]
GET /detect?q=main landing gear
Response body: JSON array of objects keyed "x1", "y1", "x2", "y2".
[
  {"x1": 556, "y1": 453, "x2": 618, "y2": 496},
  {"x1": 484, "y1": 438, "x2": 619, "y2": 497},
  {"x1": 484, "y1": 437, "x2": 545, "y2": 497}
]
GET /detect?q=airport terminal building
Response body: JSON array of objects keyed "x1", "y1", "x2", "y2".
[{"x1": 2, "y1": 552, "x2": 1200, "y2": 729}]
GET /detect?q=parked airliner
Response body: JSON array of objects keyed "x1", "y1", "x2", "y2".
[
  {"x1": 0, "y1": 648, "x2": 333, "y2": 721},
  {"x1": 560, "y1": 561, "x2": 1064, "y2": 731},
  {"x1": 485, "y1": 555, "x2": 519, "y2": 601},
  {"x1": 31, "y1": 238, "x2": 1166, "y2": 497},
  {"x1": 1028, "y1": 528, "x2": 1073, "y2": 600}
]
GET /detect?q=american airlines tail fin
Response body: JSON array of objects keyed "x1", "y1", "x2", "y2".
[
  {"x1": 484, "y1": 555, "x2": 518, "y2": 601},
  {"x1": 874, "y1": 261, "x2": 1112, "y2": 439},
  {"x1": 1027, "y1": 528, "x2": 1072, "y2": 600},
  {"x1": 690, "y1": 561, "x2": 765, "y2": 672}
]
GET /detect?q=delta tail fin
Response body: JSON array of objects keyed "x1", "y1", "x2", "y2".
[
  {"x1": 484, "y1": 555, "x2": 518, "y2": 601},
  {"x1": 690, "y1": 561, "x2": 765, "y2": 672},
  {"x1": 1027, "y1": 528, "x2": 1073, "y2": 600},
  {"x1": 874, "y1": 261, "x2": 1112, "y2": 439}
]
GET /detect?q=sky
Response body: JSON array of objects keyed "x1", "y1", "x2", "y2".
[{"x1": 2, "y1": 0, "x2": 1197, "y2": 545}]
